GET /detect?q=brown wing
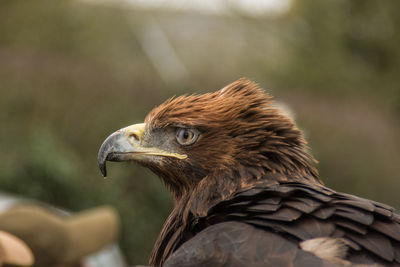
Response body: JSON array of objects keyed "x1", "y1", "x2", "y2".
[
  {"x1": 201, "y1": 182, "x2": 400, "y2": 266},
  {"x1": 164, "y1": 221, "x2": 339, "y2": 267}
]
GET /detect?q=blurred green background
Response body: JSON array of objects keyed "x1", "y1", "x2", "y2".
[{"x1": 0, "y1": 0, "x2": 399, "y2": 265}]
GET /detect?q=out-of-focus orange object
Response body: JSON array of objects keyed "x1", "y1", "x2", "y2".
[
  {"x1": 0, "y1": 230, "x2": 34, "y2": 266},
  {"x1": 0, "y1": 204, "x2": 120, "y2": 266}
]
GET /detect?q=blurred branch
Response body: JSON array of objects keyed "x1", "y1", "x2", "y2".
[{"x1": 130, "y1": 15, "x2": 189, "y2": 84}]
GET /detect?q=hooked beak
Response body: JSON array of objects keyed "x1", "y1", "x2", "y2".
[{"x1": 97, "y1": 123, "x2": 187, "y2": 177}]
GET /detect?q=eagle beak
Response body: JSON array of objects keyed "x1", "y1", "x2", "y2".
[{"x1": 98, "y1": 123, "x2": 187, "y2": 177}]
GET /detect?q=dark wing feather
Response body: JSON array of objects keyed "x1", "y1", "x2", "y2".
[
  {"x1": 284, "y1": 197, "x2": 322, "y2": 213},
  {"x1": 163, "y1": 222, "x2": 338, "y2": 267},
  {"x1": 371, "y1": 220, "x2": 400, "y2": 241},
  {"x1": 394, "y1": 242, "x2": 400, "y2": 263},
  {"x1": 312, "y1": 206, "x2": 336, "y2": 219},
  {"x1": 334, "y1": 207, "x2": 374, "y2": 225},
  {"x1": 257, "y1": 207, "x2": 302, "y2": 221},
  {"x1": 331, "y1": 198, "x2": 375, "y2": 211},
  {"x1": 247, "y1": 202, "x2": 281, "y2": 212},
  {"x1": 331, "y1": 217, "x2": 368, "y2": 235},
  {"x1": 345, "y1": 231, "x2": 395, "y2": 262},
  {"x1": 201, "y1": 182, "x2": 400, "y2": 266},
  {"x1": 247, "y1": 217, "x2": 335, "y2": 240}
]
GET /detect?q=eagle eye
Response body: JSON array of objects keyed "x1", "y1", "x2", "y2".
[{"x1": 176, "y1": 128, "x2": 197, "y2": 145}]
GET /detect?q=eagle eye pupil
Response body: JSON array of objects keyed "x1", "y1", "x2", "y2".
[
  {"x1": 176, "y1": 128, "x2": 197, "y2": 145},
  {"x1": 183, "y1": 131, "x2": 189, "y2": 139}
]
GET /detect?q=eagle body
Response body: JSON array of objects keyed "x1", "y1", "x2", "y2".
[{"x1": 98, "y1": 79, "x2": 400, "y2": 266}]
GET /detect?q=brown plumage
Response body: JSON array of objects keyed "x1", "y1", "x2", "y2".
[{"x1": 98, "y1": 78, "x2": 400, "y2": 267}]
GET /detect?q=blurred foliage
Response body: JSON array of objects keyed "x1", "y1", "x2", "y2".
[{"x1": 0, "y1": 0, "x2": 399, "y2": 265}]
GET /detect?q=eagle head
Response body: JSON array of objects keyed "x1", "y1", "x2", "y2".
[{"x1": 98, "y1": 78, "x2": 320, "y2": 203}]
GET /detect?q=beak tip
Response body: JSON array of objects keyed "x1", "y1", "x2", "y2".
[{"x1": 98, "y1": 158, "x2": 108, "y2": 177}]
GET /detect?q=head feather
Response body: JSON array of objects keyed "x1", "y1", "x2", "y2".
[{"x1": 145, "y1": 78, "x2": 320, "y2": 184}]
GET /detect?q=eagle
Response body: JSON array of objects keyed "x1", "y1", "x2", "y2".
[{"x1": 98, "y1": 79, "x2": 400, "y2": 267}]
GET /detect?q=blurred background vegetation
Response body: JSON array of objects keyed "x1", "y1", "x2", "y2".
[{"x1": 0, "y1": 0, "x2": 399, "y2": 265}]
